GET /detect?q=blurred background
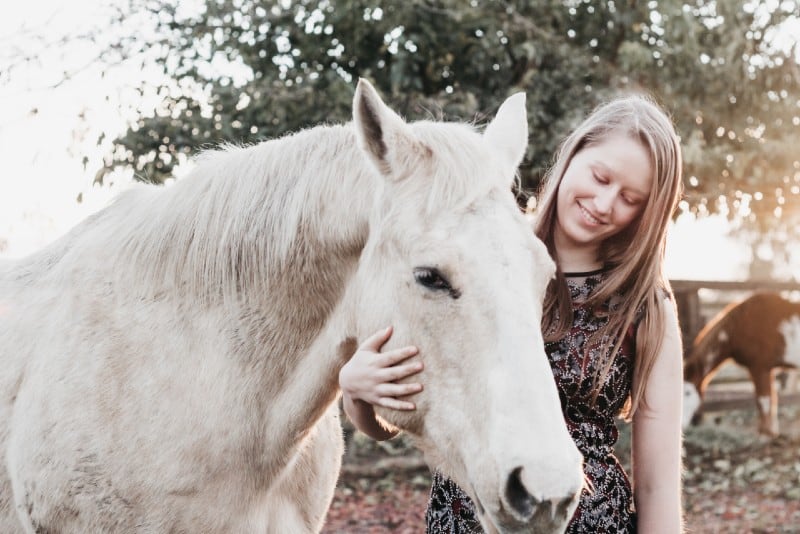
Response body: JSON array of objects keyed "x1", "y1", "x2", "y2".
[
  {"x1": 3, "y1": 0, "x2": 798, "y2": 281},
  {"x1": 2, "y1": 1, "x2": 800, "y2": 531}
]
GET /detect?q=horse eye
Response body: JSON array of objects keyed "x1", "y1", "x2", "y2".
[
  {"x1": 413, "y1": 267, "x2": 460, "y2": 299},
  {"x1": 414, "y1": 267, "x2": 449, "y2": 290}
]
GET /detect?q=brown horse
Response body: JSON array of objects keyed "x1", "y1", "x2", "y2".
[{"x1": 683, "y1": 292, "x2": 800, "y2": 436}]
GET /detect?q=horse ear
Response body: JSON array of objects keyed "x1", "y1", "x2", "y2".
[
  {"x1": 483, "y1": 93, "x2": 528, "y2": 172},
  {"x1": 353, "y1": 78, "x2": 421, "y2": 179}
]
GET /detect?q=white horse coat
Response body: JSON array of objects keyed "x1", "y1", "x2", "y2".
[{"x1": 0, "y1": 80, "x2": 582, "y2": 533}]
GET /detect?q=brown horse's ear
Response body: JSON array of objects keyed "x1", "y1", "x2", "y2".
[{"x1": 353, "y1": 78, "x2": 428, "y2": 180}]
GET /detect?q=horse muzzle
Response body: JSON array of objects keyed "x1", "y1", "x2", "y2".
[{"x1": 476, "y1": 464, "x2": 582, "y2": 533}]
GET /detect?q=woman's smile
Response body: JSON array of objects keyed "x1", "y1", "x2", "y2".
[{"x1": 577, "y1": 202, "x2": 605, "y2": 226}]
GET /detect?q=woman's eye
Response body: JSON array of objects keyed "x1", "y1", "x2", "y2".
[{"x1": 413, "y1": 267, "x2": 460, "y2": 298}]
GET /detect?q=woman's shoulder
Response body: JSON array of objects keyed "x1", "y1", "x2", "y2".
[
  {"x1": 657, "y1": 283, "x2": 673, "y2": 301},
  {"x1": 635, "y1": 285, "x2": 679, "y2": 329}
]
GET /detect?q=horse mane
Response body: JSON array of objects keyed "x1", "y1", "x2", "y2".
[
  {"x1": 105, "y1": 124, "x2": 373, "y2": 303},
  {"x1": 10, "y1": 117, "x2": 498, "y2": 306},
  {"x1": 684, "y1": 297, "x2": 741, "y2": 388},
  {"x1": 688, "y1": 300, "x2": 734, "y2": 357}
]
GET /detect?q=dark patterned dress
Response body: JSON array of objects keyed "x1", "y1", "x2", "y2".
[{"x1": 426, "y1": 271, "x2": 637, "y2": 533}]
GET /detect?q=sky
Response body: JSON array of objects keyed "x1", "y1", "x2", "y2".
[
  {"x1": 0, "y1": 1, "x2": 125, "y2": 252},
  {"x1": 0, "y1": 0, "x2": 753, "y2": 279}
]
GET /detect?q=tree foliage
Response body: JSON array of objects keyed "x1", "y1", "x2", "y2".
[{"x1": 105, "y1": 0, "x2": 800, "y2": 229}]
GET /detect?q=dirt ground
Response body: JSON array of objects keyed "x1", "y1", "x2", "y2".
[{"x1": 322, "y1": 391, "x2": 800, "y2": 533}]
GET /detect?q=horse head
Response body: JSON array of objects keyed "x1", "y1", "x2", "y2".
[{"x1": 345, "y1": 80, "x2": 583, "y2": 533}]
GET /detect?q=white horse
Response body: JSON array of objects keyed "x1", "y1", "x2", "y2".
[{"x1": 0, "y1": 79, "x2": 583, "y2": 533}]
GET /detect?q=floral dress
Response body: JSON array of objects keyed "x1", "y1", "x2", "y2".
[{"x1": 425, "y1": 271, "x2": 637, "y2": 533}]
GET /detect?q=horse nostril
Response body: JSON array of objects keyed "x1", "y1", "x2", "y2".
[{"x1": 504, "y1": 466, "x2": 539, "y2": 520}]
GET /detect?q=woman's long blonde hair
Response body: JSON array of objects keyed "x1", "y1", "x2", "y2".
[{"x1": 532, "y1": 93, "x2": 683, "y2": 418}]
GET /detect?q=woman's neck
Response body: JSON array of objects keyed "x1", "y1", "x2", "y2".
[
  {"x1": 553, "y1": 242, "x2": 601, "y2": 274},
  {"x1": 551, "y1": 222, "x2": 603, "y2": 273}
]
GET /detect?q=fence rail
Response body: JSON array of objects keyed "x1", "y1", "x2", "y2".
[{"x1": 670, "y1": 279, "x2": 800, "y2": 293}]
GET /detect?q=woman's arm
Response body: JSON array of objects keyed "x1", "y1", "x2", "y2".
[
  {"x1": 632, "y1": 297, "x2": 684, "y2": 532},
  {"x1": 339, "y1": 326, "x2": 423, "y2": 441}
]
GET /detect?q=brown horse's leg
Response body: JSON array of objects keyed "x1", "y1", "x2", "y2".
[
  {"x1": 780, "y1": 368, "x2": 799, "y2": 393},
  {"x1": 749, "y1": 367, "x2": 778, "y2": 436}
]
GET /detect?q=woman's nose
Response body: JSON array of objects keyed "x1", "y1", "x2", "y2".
[{"x1": 593, "y1": 189, "x2": 615, "y2": 215}]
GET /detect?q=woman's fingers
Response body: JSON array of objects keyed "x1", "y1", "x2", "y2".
[
  {"x1": 375, "y1": 395, "x2": 418, "y2": 411},
  {"x1": 358, "y1": 328, "x2": 418, "y2": 363},
  {"x1": 345, "y1": 328, "x2": 423, "y2": 411},
  {"x1": 359, "y1": 326, "x2": 394, "y2": 352},
  {"x1": 378, "y1": 360, "x2": 423, "y2": 382},
  {"x1": 378, "y1": 345, "x2": 419, "y2": 367},
  {"x1": 378, "y1": 382, "x2": 423, "y2": 398},
  {"x1": 372, "y1": 382, "x2": 422, "y2": 410},
  {"x1": 357, "y1": 329, "x2": 420, "y2": 373}
]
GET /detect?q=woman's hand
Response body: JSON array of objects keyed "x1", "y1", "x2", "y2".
[{"x1": 339, "y1": 326, "x2": 423, "y2": 411}]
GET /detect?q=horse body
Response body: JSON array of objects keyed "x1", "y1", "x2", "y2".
[
  {"x1": 1, "y1": 139, "x2": 362, "y2": 533},
  {"x1": 683, "y1": 292, "x2": 800, "y2": 436},
  {"x1": 1, "y1": 80, "x2": 583, "y2": 533},
  {"x1": 2, "y1": 234, "x2": 345, "y2": 533}
]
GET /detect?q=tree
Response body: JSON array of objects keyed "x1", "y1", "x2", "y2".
[{"x1": 102, "y1": 0, "x2": 800, "y2": 226}]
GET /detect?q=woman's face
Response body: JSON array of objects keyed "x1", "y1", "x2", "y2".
[{"x1": 554, "y1": 133, "x2": 653, "y2": 254}]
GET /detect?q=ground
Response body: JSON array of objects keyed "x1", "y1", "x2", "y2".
[{"x1": 322, "y1": 388, "x2": 800, "y2": 533}]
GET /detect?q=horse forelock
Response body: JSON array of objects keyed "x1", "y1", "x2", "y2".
[{"x1": 384, "y1": 121, "x2": 508, "y2": 218}]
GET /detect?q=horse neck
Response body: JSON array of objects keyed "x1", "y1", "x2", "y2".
[
  {"x1": 685, "y1": 323, "x2": 729, "y2": 392},
  {"x1": 107, "y1": 125, "x2": 376, "y2": 312},
  {"x1": 249, "y1": 129, "x2": 377, "y2": 312}
]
